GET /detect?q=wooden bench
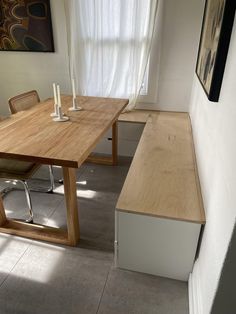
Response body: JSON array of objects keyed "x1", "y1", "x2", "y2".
[{"x1": 115, "y1": 110, "x2": 205, "y2": 281}]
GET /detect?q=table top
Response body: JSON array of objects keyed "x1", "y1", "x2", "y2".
[{"x1": 0, "y1": 95, "x2": 128, "y2": 168}]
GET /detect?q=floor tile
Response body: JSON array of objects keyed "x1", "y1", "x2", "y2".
[
  {"x1": 98, "y1": 267, "x2": 189, "y2": 314},
  {"x1": 50, "y1": 195, "x2": 115, "y2": 251},
  {"x1": 81, "y1": 160, "x2": 131, "y2": 194},
  {"x1": 0, "y1": 234, "x2": 32, "y2": 286},
  {"x1": 0, "y1": 242, "x2": 112, "y2": 314}
]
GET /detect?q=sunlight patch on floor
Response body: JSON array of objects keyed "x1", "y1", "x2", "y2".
[
  {"x1": 0, "y1": 238, "x2": 66, "y2": 284},
  {"x1": 53, "y1": 185, "x2": 97, "y2": 199}
]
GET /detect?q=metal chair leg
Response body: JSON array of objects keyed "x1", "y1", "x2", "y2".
[
  {"x1": 47, "y1": 165, "x2": 55, "y2": 193},
  {"x1": 1, "y1": 186, "x2": 15, "y2": 198},
  {"x1": 19, "y1": 180, "x2": 33, "y2": 223},
  {"x1": 28, "y1": 165, "x2": 55, "y2": 193}
]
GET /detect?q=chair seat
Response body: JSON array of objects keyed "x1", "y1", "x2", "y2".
[{"x1": 0, "y1": 159, "x2": 40, "y2": 179}]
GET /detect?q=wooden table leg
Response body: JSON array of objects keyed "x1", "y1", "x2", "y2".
[
  {"x1": 63, "y1": 167, "x2": 80, "y2": 246},
  {"x1": 112, "y1": 121, "x2": 118, "y2": 165},
  {"x1": 0, "y1": 196, "x2": 6, "y2": 226},
  {"x1": 86, "y1": 120, "x2": 119, "y2": 165}
]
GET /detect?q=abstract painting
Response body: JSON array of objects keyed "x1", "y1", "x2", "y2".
[
  {"x1": 196, "y1": 0, "x2": 235, "y2": 101},
  {"x1": 0, "y1": 0, "x2": 54, "y2": 52}
]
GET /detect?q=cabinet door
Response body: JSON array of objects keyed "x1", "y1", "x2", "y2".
[{"x1": 116, "y1": 211, "x2": 201, "y2": 281}]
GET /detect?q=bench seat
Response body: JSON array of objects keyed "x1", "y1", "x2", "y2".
[{"x1": 115, "y1": 110, "x2": 205, "y2": 281}]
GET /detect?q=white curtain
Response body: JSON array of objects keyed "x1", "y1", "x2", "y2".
[{"x1": 65, "y1": 0, "x2": 159, "y2": 111}]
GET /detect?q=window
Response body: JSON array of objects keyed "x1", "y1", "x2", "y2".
[{"x1": 66, "y1": 0, "x2": 160, "y2": 109}]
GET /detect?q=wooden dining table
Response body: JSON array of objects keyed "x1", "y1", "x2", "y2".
[{"x1": 0, "y1": 95, "x2": 128, "y2": 246}]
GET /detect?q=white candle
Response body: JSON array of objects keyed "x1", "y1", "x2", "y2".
[
  {"x1": 53, "y1": 83, "x2": 57, "y2": 105},
  {"x1": 72, "y1": 78, "x2": 76, "y2": 99},
  {"x1": 57, "y1": 85, "x2": 61, "y2": 108}
]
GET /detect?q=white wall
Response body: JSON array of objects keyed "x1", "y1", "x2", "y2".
[
  {"x1": 139, "y1": 0, "x2": 204, "y2": 112},
  {"x1": 0, "y1": 0, "x2": 70, "y2": 116},
  {"x1": 189, "y1": 18, "x2": 236, "y2": 314}
]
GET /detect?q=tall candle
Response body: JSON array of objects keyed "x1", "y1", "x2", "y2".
[
  {"x1": 72, "y1": 78, "x2": 76, "y2": 99},
  {"x1": 57, "y1": 85, "x2": 61, "y2": 108},
  {"x1": 53, "y1": 83, "x2": 57, "y2": 104}
]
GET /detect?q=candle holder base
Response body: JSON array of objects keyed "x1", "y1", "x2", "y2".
[
  {"x1": 51, "y1": 112, "x2": 65, "y2": 117},
  {"x1": 53, "y1": 116, "x2": 69, "y2": 122},
  {"x1": 68, "y1": 106, "x2": 82, "y2": 112},
  {"x1": 69, "y1": 98, "x2": 82, "y2": 112}
]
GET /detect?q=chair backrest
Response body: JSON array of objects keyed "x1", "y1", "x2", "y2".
[{"x1": 8, "y1": 90, "x2": 40, "y2": 114}]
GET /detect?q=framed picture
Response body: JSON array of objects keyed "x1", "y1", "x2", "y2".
[
  {"x1": 0, "y1": 0, "x2": 54, "y2": 52},
  {"x1": 196, "y1": 0, "x2": 235, "y2": 101}
]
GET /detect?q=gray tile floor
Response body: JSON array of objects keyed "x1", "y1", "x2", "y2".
[{"x1": 0, "y1": 158, "x2": 189, "y2": 314}]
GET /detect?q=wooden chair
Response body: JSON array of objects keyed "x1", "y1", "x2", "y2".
[
  {"x1": 8, "y1": 90, "x2": 55, "y2": 193},
  {"x1": 0, "y1": 116, "x2": 40, "y2": 223},
  {"x1": 8, "y1": 90, "x2": 40, "y2": 114}
]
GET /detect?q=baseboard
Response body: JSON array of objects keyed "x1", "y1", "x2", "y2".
[
  {"x1": 188, "y1": 268, "x2": 203, "y2": 314},
  {"x1": 188, "y1": 273, "x2": 194, "y2": 314}
]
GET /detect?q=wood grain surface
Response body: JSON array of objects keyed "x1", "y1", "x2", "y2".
[
  {"x1": 63, "y1": 167, "x2": 80, "y2": 245},
  {"x1": 0, "y1": 219, "x2": 69, "y2": 245},
  {"x1": 116, "y1": 111, "x2": 205, "y2": 224},
  {"x1": 0, "y1": 95, "x2": 128, "y2": 168},
  {"x1": 118, "y1": 109, "x2": 156, "y2": 123},
  {"x1": 0, "y1": 196, "x2": 6, "y2": 225}
]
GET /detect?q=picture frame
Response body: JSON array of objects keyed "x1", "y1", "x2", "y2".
[
  {"x1": 196, "y1": 0, "x2": 235, "y2": 102},
  {"x1": 0, "y1": 0, "x2": 54, "y2": 52}
]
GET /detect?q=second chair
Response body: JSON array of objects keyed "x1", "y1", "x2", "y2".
[{"x1": 8, "y1": 90, "x2": 55, "y2": 193}]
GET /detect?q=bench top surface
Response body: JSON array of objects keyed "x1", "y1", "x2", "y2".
[
  {"x1": 116, "y1": 110, "x2": 205, "y2": 224},
  {"x1": 118, "y1": 110, "x2": 155, "y2": 123}
]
